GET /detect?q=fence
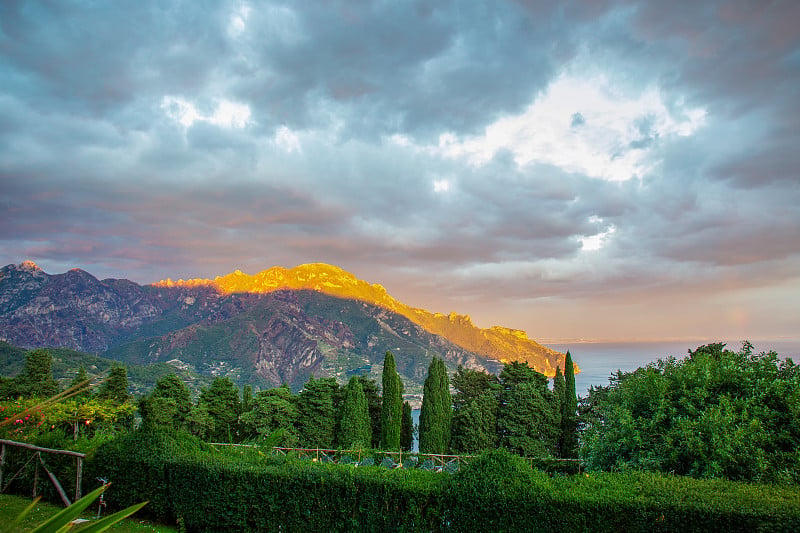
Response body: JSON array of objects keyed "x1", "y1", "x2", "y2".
[
  {"x1": 210, "y1": 443, "x2": 582, "y2": 473},
  {"x1": 0, "y1": 438, "x2": 86, "y2": 506}
]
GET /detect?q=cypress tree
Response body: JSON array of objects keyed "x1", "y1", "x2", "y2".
[
  {"x1": 339, "y1": 376, "x2": 371, "y2": 449},
  {"x1": 495, "y1": 361, "x2": 560, "y2": 457},
  {"x1": 357, "y1": 377, "x2": 383, "y2": 448},
  {"x1": 552, "y1": 366, "x2": 566, "y2": 456},
  {"x1": 381, "y1": 351, "x2": 402, "y2": 450},
  {"x1": 400, "y1": 401, "x2": 414, "y2": 451},
  {"x1": 419, "y1": 357, "x2": 452, "y2": 454},
  {"x1": 562, "y1": 351, "x2": 579, "y2": 458}
]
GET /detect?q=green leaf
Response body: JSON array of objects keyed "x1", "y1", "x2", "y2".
[
  {"x1": 31, "y1": 485, "x2": 108, "y2": 533},
  {"x1": 74, "y1": 501, "x2": 149, "y2": 532}
]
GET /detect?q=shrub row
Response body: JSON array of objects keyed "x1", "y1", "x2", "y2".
[{"x1": 87, "y1": 431, "x2": 800, "y2": 532}]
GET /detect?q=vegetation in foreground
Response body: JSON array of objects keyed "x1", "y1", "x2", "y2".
[
  {"x1": 0, "y1": 340, "x2": 798, "y2": 531},
  {"x1": 0, "y1": 493, "x2": 175, "y2": 532}
]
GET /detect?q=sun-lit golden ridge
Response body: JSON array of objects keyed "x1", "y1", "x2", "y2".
[{"x1": 154, "y1": 263, "x2": 570, "y2": 376}]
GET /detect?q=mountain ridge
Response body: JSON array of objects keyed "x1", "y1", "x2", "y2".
[
  {"x1": 0, "y1": 261, "x2": 570, "y2": 392},
  {"x1": 154, "y1": 262, "x2": 566, "y2": 375}
]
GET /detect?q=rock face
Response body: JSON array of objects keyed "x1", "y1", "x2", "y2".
[{"x1": 0, "y1": 261, "x2": 561, "y2": 391}]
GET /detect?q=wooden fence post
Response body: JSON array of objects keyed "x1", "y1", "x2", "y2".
[
  {"x1": 33, "y1": 453, "x2": 39, "y2": 498},
  {"x1": 0, "y1": 443, "x2": 5, "y2": 491},
  {"x1": 76, "y1": 456, "x2": 83, "y2": 500}
]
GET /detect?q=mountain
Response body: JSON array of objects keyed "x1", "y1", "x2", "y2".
[
  {"x1": 155, "y1": 263, "x2": 565, "y2": 373},
  {"x1": 0, "y1": 261, "x2": 567, "y2": 395}
]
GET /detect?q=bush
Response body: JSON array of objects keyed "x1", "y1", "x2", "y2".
[{"x1": 87, "y1": 436, "x2": 800, "y2": 532}]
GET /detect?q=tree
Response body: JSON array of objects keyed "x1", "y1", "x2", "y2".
[
  {"x1": 552, "y1": 366, "x2": 566, "y2": 456},
  {"x1": 450, "y1": 367, "x2": 499, "y2": 454},
  {"x1": 141, "y1": 373, "x2": 192, "y2": 430},
  {"x1": 239, "y1": 385, "x2": 298, "y2": 446},
  {"x1": 338, "y1": 376, "x2": 371, "y2": 449},
  {"x1": 186, "y1": 403, "x2": 215, "y2": 441},
  {"x1": 496, "y1": 361, "x2": 559, "y2": 457},
  {"x1": 242, "y1": 384, "x2": 253, "y2": 413},
  {"x1": 96, "y1": 365, "x2": 130, "y2": 404},
  {"x1": 400, "y1": 401, "x2": 414, "y2": 451},
  {"x1": 294, "y1": 377, "x2": 339, "y2": 448},
  {"x1": 419, "y1": 357, "x2": 452, "y2": 454},
  {"x1": 68, "y1": 365, "x2": 92, "y2": 401},
  {"x1": 580, "y1": 342, "x2": 800, "y2": 483},
  {"x1": 198, "y1": 377, "x2": 241, "y2": 442},
  {"x1": 8, "y1": 349, "x2": 59, "y2": 398},
  {"x1": 562, "y1": 351, "x2": 579, "y2": 458},
  {"x1": 357, "y1": 376, "x2": 383, "y2": 448},
  {"x1": 381, "y1": 351, "x2": 402, "y2": 450}
]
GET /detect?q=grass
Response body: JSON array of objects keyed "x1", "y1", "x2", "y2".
[{"x1": 0, "y1": 493, "x2": 177, "y2": 532}]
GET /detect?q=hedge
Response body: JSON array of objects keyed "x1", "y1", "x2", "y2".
[{"x1": 87, "y1": 432, "x2": 800, "y2": 532}]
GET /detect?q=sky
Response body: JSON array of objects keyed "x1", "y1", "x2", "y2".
[{"x1": 1, "y1": 0, "x2": 799, "y2": 343}]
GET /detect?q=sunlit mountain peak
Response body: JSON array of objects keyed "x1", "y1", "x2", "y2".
[{"x1": 155, "y1": 263, "x2": 569, "y2": 376}]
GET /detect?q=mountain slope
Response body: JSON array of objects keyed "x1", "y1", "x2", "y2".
[
  {"x1": 0, "y1": 261, "x2": 566, "y2": 393},
  {"x1": 156, "y1": 263, "x2": 566, "y2": 375}
]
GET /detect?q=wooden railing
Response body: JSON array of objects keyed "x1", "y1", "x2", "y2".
[
  {"x1": 0, "y1": 438, "x2": 86, "y2": 506},
  {"x1": 210, "y1": 443, "x2": 583, "y2": 472}
]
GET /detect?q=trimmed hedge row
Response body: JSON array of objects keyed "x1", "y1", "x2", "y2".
[{"x1": 89, "y1": 430, "x2": 800, "y2": 532}]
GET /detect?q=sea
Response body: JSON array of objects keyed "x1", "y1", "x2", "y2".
[{"x1": 545, "y1": 339, "x2": 800, "y2": 398}]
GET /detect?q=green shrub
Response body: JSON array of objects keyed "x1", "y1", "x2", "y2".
[{"x1": 87, "y1": 438, "x2": 800, "y2": 532}]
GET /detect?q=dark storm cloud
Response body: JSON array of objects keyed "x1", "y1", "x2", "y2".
[{"x1": 0, "y1": 0, "x2": 231, "y2": 114}]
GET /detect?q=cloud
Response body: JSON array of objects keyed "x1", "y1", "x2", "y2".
[
  {"x1": 415, "y1": 72, "x2": 707, "y2": 181},
  {"x1": 1, "y1": 0, "x2": 798, "y2": 340}
]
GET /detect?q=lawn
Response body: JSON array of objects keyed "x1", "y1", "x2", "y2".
[{"x1": 0, "y1": 493, "x2": 177, "y2": 532}]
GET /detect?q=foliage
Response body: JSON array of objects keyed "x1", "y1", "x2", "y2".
[
  {"x1": 238, "y1": 385, "x2": 298, "y2": 446},
  {"x1": 496, "y1": 362, "x2": 559, "y2": 458},
  {"x1": 419, "y1": 357, "x2": 451, "y2": 454},
  {"x1": 1, "y1": 349, "x2": 59, "y2": 399},
  {"x1": 552, "y1": 365, "x2": 566, "y2": 455},
  {"x1": 338, "y1": 376, "x2": 371, "y2": 449},
  {"x1": 68, "y1": 366, "x2": 92, "y2": 402},
  {"x1": 92, "y1": 433, "x2": 800, "y2": 532},
  {"x1": 357, "y1": 376, "x2": 383, "y2": 448},
  {"x1": 450, "y1": 366, "x2": 499, "y2": 454},
  {"x1": 380, "y1": 351, "x2": 402, "y2": 450},
  {"x1": 562, "y1": 351, "x2": 578, "y2": 458},
  {"x1": 95, "y1": 365, "x2": 131, "y2": 404},
  {"x1": 139, "y1": 374, "x2": 193, "y2": 431},
  {"x1": 294, "y1": 376, "x2": 339, "y2": 448},
  {"x1": 581, "y1": 342, "x2": 800, "y2": 483},
  {"x1": 400, "y1": 400, "x2": 414, "y2": 451},
  {"x1": 184, "y1": 403, "x2": 214, "y2": 441},
  {"x1": 1, "y1": 484, "x2": 147, "y2": 533},
  {"x1": 198, "y1": 377, "x2": 241, "y2": 442},
  {"x1": 0, "y1": 397, "x2": 136, "y2": 442}
]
